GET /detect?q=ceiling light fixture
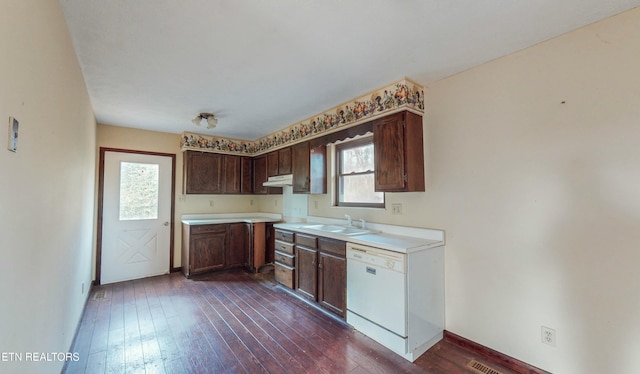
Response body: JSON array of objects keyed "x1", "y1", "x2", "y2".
[{"x1": 192, "y1": 112, "x2": 218, "y2": 129}]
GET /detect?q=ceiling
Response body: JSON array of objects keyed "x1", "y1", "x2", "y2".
[{"x1": 60, "y1": 0, "x2": 640, "y2": 139}]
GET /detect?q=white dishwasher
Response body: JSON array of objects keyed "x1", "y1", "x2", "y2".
[
  {"x1": 346, "y1": 242, "x2": 444, "y2": 362},
  {"x1": 346, "y1": 243, "x2": 407, "y2": 337}
]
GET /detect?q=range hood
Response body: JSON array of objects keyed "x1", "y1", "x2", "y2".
[{"x1": 263, "y1": 174, "x2": 293, "y2": 187}]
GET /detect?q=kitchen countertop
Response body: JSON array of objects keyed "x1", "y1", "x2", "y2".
[
  {"x1": 181, "y1": 213, "x2": 283, "y2": 225},
  {"x1": 181, "y1": 213, "x2": 444, "y2": 253},
  {"x1": 274, "y1": 222, "x2": 444, "y2": 254}
]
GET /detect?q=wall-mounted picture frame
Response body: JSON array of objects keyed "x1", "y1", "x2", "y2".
[{"x1": 8, "y1": 116, "x2": 18, "y2": 152}]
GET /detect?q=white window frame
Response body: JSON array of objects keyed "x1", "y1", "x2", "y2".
[{"x1": 334, "y1": 136, "x2": 384, "y2": 208}]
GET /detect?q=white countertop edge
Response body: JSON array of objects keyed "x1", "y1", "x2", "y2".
[
  {"x1": 182, "y1": 212, "x2": 283, "y2": 225},
  {"x1": 273, "y1": 222, "x2": 444, "y2": 254}
]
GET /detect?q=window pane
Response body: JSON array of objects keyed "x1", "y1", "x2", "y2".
[
  {"x1": 340, "y1": 174, "x2": 384, "y2": 204},
  {"x1": 341, "y1": 143, "x2": 374, "y2": 174},
  {"x1": 119, "y1": 162, "x2": 159, "y2": 220}
]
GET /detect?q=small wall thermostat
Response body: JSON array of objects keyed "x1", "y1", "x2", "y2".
[{"x1": 8, "y1": 116, "x2": 18, "y2": 152}]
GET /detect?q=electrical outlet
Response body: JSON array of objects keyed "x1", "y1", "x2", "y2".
[
  {"x1": 250, "y1": 199, "x2": 254, "y2": 206},
  {"x1": 541, "y1": 326, "x2": 556, "y2": 346},
  {"x1": 391, "y1": 203, "x2": 402, "y2": 215},
  {"x1": 314, "y1": 200, "x2": 318, "y2": 209},
  {"x1": 209, "y1": 200, "x2": 214, "y2": 207}
]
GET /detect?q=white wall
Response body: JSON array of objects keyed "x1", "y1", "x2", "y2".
[
  {"x1": 428, "y1": 9, "x2": 640, "y2": 373},
  {"x1": 0, "y1": 1, "x2": 96, "y2": 373},
  {"x1": 426, "y1": 9, "x2": 640, "y2": 373}
]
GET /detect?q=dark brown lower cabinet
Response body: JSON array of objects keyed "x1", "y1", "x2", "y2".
[
  {"x1": 295, "y1": 234, "x2": 346, "y2": 318},
  {"x1": 295, "y1": 245, "x2": 318, "y2": 300},
  {"x1": 182, "y1": 223, "x2": 249, "y2": 278},
  {"x1": 318, "y1": 251, "x2": 346, "y2": 316},
  {"x1": 274, "y1": 229, "x2": 296, "y2": 289},
  {"x1": 227, "y1": 223, "x2": 247, "y2": 268},
  {"x1": 182, "y1": 224, "x2": 226, "y2": 277}
]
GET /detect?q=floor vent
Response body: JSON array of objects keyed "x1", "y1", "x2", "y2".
[
  {"x1": 93, "y1": 289, "x2": 107, "y2": 300},
  {"x1": 466, "y1": 359, "x2": 504, "y2": 374}
]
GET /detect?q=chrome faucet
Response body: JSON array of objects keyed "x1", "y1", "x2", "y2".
[{"x1": 345, "y1": 214, "x2": 352, "y2": 226}]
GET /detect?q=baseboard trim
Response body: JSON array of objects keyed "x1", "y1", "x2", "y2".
[
  {"x1": 444, "y1": 330, "x2": 550, "y2": 374},
  {"x1": 62, "y1": 280, "x2": 95, "y2": 372},
  {"x1": 171, "y1": 267, "x2": 182, "y2": 273}
]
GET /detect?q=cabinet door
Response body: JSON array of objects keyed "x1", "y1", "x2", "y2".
[
  {"x1": 240, "y1": 157, "x2": 253, "y2": 194},
  {"x1": 227, "y1": 223, "x2": 247, "y2": 268},
  {"x1": 190, "y1": 227, "x2": 226, "y2": 274},
  {"x1": 373, "y1": 111, "x2": 425, "y2": 192},
  {"x1": 373, "y1": 113, "x2": 406, "y2": 191},
  {"x1": 267, "y1": 151, "x2": 279, "y2": 177},
  {"x1": 309, "y1": 144, "x2": 327, "y2": 194},
  {"x1": 278, "y1": 147, "x2": 292, "y2": 175},
  {"x1": 184, "y1": 151, "x2": 223, "y2": 194},
  {"x1": 253, "y1": 156, "x2": 268, "y2": 194},
  {"x1": 318, "y1": 252, "x2": 346, "y2": 317},
  {"x1": 292, "y1": 142, "x2": 326, "y2": 194},
  {"x1": 296, "y1": 246, "x2": 318, "y2": 301},
  {"x1": 292, "y1": 142, "x2": 310, "y2": 193},
  {"x1": 223, "y1": 155, "x2": 241, "y2": 194},
  {"x1": 265, "y1": 223, "x2": 275, "y2": 264}
]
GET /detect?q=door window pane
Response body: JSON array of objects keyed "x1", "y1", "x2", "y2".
[{"x1": 119, "y1": 162, "x2": 159, "y2": 220}]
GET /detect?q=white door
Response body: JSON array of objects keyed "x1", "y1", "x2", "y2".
[{"x1": 101, "y1": 151, "x2": 172, "y2": 284}]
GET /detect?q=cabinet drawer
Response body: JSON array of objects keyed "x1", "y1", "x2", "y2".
[
  {"x1": 274, "y1": 263, "x2": 295, "y2": 289},
  {"x1": 274, "y1": 250, "x2": 294, "y2": 267},
  {"x1": 191, "y1": 224, "x2": 227, "y2": 235},
  {"x1": 274, "y1": 229, "x2": 294, "y2": 242},
  {"x1": 296, "y1": 233, "x2": 318, "y2": 249},
  {"x1": 274, "y1": 240, "x2": 295, "y2": 255},
  {"x1": 318, "y1": 237, "x2": 346, "y2": 257}
]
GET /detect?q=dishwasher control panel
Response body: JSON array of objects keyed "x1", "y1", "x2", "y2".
[{"x1": 346, "y1": 243, "x2": 405, "y2": 273}]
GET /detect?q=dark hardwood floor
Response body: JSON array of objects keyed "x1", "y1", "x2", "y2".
[{"x1": 64, "y1": 269, "x2": 520, "y2": 374}]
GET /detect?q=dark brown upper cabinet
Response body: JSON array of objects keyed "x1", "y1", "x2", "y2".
[
  {"x1": 222, "y1": 155, "x2": 241, "y2": 194},
  {"x1": 267, "y1": 147, "x2": 292, "y2": 177},
  {"x1": 373, "y1": 111, "x2": 425, "y2": 192},
  {"x1": 278, "y1": 147, "x2": 292, "y2": 175},
  {"x1": 240, "y1": 156, "x2": 253, "y2": 194},
  {"x1": 253, "y1": 155, "x2": 281, "y2": 195},
  {"x1": 267, "y1": 151, "x2": 279, "y2": 177},
  {"x1": 253, "y1": 155, "x2": 268, "y2": 194},
  {"x1": 183, "y1": 151, "x2": 223, "y2": 194},
  {"x1": 292, "y1": 141, "x2": 326, "y2": 194}
]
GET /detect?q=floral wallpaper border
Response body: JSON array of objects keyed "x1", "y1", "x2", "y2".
[{"x1": 180, "y1": 78, "x2": 424, "y2": 155}]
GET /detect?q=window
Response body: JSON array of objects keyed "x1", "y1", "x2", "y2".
[
  {"x1": 335, "y1": 137, "x2": 384, "y2": 207},
  {"x1": 119, "y1": 162, "x2": 160, "y2": 220}
]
